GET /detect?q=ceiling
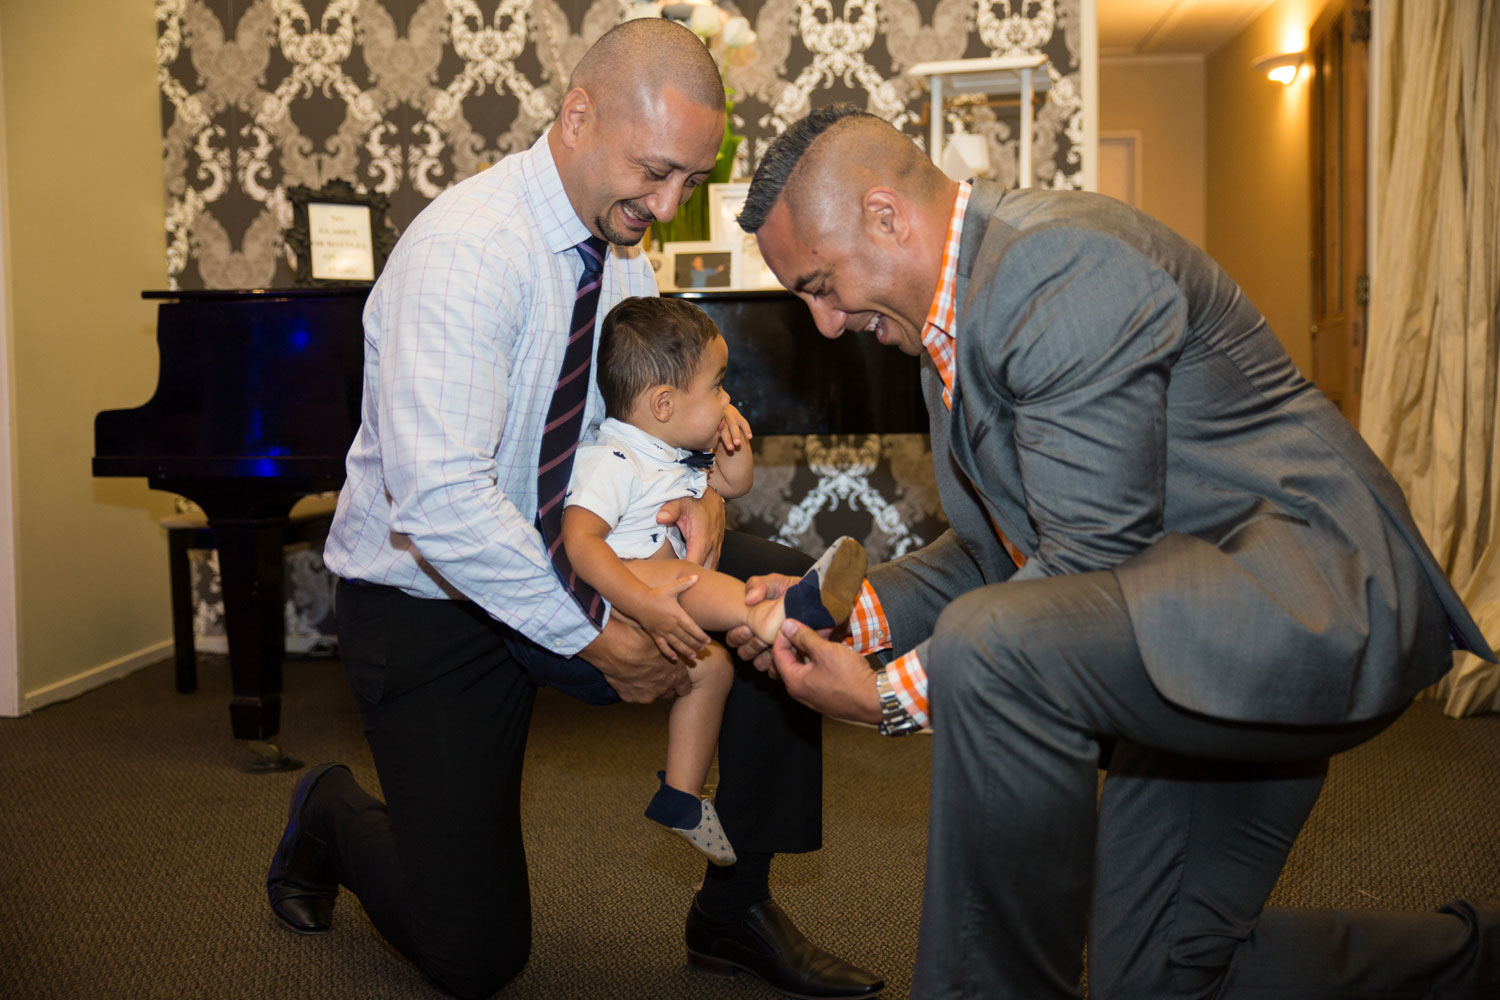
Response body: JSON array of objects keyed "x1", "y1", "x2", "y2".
[{"x1": 1098, "y1": 0, "x2": 1278, "y2": 57}]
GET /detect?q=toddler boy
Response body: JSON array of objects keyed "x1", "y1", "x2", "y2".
[{"x1": 558, "y1": 296, "x2": 865, "y2": 864}]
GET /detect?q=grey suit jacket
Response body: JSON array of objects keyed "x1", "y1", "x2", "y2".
[{"x1": 869, "y1": 180, "x2": 1494, "y2": 726}]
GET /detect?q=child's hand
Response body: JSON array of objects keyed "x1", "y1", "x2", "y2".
[
  {"x1": 637, "y1": 575, "x2": 712, "y2": 661},
  {"x1": 717, "y1": 404, "x2": 753, "y2": 455}
]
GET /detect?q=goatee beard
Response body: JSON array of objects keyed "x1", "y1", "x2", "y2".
[{"x1": 598, "y1": 202, "x2": 653, "y2": 246}]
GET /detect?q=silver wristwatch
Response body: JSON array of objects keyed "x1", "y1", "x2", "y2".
[{"x1": 875, "y1": 668, "x2": 922, "y2": 736}]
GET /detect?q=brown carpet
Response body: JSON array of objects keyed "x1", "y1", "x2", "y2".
[{"x1": 0, "y1": 653, "x2": 1496, "y2": 999}]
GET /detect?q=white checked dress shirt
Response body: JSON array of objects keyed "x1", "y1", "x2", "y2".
[{"x1": 324, "y1": 134, "x2": 659, "y2": 656}]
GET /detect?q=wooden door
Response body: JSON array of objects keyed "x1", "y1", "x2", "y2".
[{"x1": 1309, "y1": 0, "x2": 1371, "y2": 426}]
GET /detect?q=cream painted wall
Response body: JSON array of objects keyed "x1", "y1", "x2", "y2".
[
  {"x1": 1, "y1": 2, "x2": 173, "y2": 708},
  {"x1": 1098, "y1": 57, "x2": 1207, "y2": 248},
  {"x1": 1205, "y1": 0, "x2": 1330, "y2": 377}
]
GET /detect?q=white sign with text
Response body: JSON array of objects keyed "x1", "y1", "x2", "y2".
[{"x1": 307, "y1": 202, "x2": 375, "y2": 281}]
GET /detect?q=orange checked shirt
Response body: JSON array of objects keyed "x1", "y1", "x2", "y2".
[{"x1": 844, "y1": 182, "x2": 971, "y2": 731}]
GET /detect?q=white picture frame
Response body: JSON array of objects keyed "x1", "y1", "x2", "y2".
[
  {"x1": 644, "y1": 248, "x2": 669, "y2": 288},
  {"x1": 705, "y1": 182, "x2": 783, "y2": 290},
  {"x1": 707, "y1": 182, "x2": 752, "y2": 247},
  {"x1": 737, "y1": 233, "x2": 782, "y2": 290},
  {"x1": 658, "y1": 240, "x2": 738, "y2": 292}
]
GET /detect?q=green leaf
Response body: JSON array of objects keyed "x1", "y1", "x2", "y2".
[{"x1": 649, "y1": 95, "x2": 746, "y2": 247}]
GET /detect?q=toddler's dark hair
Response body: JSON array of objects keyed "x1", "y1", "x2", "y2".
[{"x1": 597, "y1": 296, "x2": 721, "y2": 417}]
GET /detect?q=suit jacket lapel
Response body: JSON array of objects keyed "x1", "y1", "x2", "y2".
[
  {"x1": 940, "y1": 180, "x2": 1036, "y2": 564},
  {"x1": 951, "y1": 179, "x2": 1001, "y2": 323},
  {"x1": 944, "y1": 178, "x2": 1002, "y2": 488}
]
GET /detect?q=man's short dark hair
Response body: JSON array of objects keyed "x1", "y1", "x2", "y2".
[
  {"x1": 737, "y1": 104, "x2": 876, "y2": 233},
  {"x1": 597, "y1": 296, "x2": 722, "y2": 417}
]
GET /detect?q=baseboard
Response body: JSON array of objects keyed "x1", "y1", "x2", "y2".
[
  {"x1": 193, "y1": 635, "x2": 337, "y2": 656},
  {"x1": 21, "y1": 639, "x2": 173, "y2": 714}
]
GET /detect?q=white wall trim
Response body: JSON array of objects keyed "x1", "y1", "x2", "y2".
[
  {"x1": 0, "y1": 16, "x2": 21, "y2": 718},
  {"x1": 1081, "y1": 0, "x2": 1099, "y2": 192},
  {"x1": 1099, "y1": 53, "x2": 1206, "y2": 67},
  {"x1": 1368, "y1": 0, "x2": 1382, "y2": 299},
  {"x1": 21, "y1": 639, "x2": 171, "y2": 713}
]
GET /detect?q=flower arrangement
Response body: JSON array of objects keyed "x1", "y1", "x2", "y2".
[{"x1": 626, "y1": 1, "x2": 754, "y2": 246}]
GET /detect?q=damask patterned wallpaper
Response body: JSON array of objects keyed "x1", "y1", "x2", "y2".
[
  {"x1": 160, "y1": 0, "x2": 1085, "y2": 650},
  {"x1": 158, "y1": 0, "x2": 1084, "y2": 289}
]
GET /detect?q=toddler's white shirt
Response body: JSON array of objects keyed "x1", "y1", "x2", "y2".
[{"x1": 565, "y1": 417, "x2": 711, "y2": 560}]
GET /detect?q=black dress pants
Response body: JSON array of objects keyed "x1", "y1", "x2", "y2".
[{"x1": 323, "y1": 531, "x2": 821, "y2": 999}]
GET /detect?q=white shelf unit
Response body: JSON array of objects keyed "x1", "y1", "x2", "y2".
[{"x1": 907, "y1": 54, "x2": 1053, "y2": 188}]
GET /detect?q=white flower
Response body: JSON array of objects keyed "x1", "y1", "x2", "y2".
[
  {"x1": 721, "y1": 15, "x2": 754, "y2": 50},
  {"x1": 624, "y1": 2, "x2": 662, "y2": 21},
  {"x1": 688, "y1": 3, "x2": 722, "y2": 39}
]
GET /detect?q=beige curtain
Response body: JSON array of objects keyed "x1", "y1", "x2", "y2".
[{"x1": 1364, "y1": 0, "x2": 1499, "y2": 715}]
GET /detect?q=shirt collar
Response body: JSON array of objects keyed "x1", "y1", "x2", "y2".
[
  {"x1": 598, "y1": 417, "x2": 706, "y2": 466},
  {"x1": 920, "y1": 180, "x2": 972, "y2": 349},
  {"x1": 520, "y1": 133, "x2": 596, "y2": 256}
]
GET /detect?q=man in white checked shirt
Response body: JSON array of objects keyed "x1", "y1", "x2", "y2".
[{"x1": 263, "y1": 19, "x2": 882, "y2": 1000}]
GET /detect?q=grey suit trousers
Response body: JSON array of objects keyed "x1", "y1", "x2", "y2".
[{"x1": 911, "y1": 570, "x2": 1497, "y2": 1000}]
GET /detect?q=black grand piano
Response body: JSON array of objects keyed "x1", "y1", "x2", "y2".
[
  {"x1": 94, "y1": 288, "x2": 366, "y2": 767},
  {"x1": 94, "y1": 286, "x2": 921, "y2": 768}
]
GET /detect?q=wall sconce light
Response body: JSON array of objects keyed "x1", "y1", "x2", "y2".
[{"x1": 1253, "y1": 52, "x2": 1304, "y2": 85}]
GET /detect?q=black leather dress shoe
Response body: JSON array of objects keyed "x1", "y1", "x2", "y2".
[
  {"x1": 685, "y1": 898, "x2": 885, "y2": 999},
  {"x1": 266, "y1": 762, "x2": 348, "y2": 934}
]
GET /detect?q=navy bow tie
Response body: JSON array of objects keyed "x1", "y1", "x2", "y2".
[{"x1": 678, "y1": 450, "x2": 715, "y2": 471}]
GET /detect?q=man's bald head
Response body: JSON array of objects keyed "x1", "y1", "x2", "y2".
[
  {"x1": 568, "y1": 17, "x2": 724, "y2": 117},
  {"x1": 549, "y1": 17, "x2": 725, "y2": 245},
  {"x1": 738, "y1": 105, "x2": 942, "y2": 237}
]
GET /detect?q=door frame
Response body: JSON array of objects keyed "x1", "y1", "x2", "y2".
[
  {"x1": 0, "y1": 23, "x2": 20, "y2": 718},
  {"x1": 1308, "y1": 0, "x2": 1371, "y2": 427}
]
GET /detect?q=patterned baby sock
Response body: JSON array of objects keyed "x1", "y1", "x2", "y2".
[{"x1": 644, "y1": 770, "x2": 736, "y2": 866}]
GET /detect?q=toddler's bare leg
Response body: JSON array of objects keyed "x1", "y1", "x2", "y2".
[
  {"x1": 646, "y1": 642, "x2": 738, "y2": 866},
  {"x1": 626, "y1": 536, "x2": 867, "y2": 644},
  {"x1": 623, "y1": 557, "x2": 788, "y2": 643},
  {"x1": 664, "y1": 642, "x2": 735, "y2": 796}
]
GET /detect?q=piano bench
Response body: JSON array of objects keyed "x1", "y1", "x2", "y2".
[{"x1": 161, "y1": 495, "x2": 339, "y2": 695}]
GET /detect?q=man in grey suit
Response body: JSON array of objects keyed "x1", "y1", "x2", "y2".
[{"x1": 727, "y1": 105, "x2": 1498, "y2": 998}]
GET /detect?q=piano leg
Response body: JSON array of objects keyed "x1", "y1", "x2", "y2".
[
  {"x1": 211, "y1": 516, "x2": 304, "y2": 773},
  {"x1": 165, "y1": 524, "x2": 199, "y2": 694}
]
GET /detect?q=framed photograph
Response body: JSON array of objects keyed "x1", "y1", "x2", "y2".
[
  {"x1": 707, "y1": 182, "x2": 752, "y2": 247},
  {"x1": 285, "y1": 180, "x2": 397, "y2": 287},
  {"x1": 706, "y1": 181, "x2": 782, "y2": 289},
  {"x1": 644, "y1": 247, "x2": 669, "y2": 287},
  {"x1": 738, "y1": 234, "x2": 783, "y2": 290},
  {"x1": 659, "y1": 240, "x2": 738, "y2": 292}
]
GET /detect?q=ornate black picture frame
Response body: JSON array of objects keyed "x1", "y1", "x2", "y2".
[{"x1": 285, "y1": 180, "x2": 398, "y2": 287}]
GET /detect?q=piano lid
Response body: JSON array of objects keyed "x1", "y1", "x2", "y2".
[
  {"x1": 666, "y1": 290, "x2": 926, "y2": 437},
  {"x1": 93, "y1": 288, "x2": 367, "y2": 486},
  {"x1": 95, "y1": 286, "x2": 923, "y2": 495},
  {"x1": 139, "y1": 287, "x2": 371, "y2": 302}
]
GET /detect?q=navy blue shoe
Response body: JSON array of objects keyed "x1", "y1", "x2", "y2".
[{"x1": 266, "y1": 762, "x2": 348, "y2": 934}]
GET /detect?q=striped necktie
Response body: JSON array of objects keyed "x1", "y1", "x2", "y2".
[{"x1": 536, "y1": 236, "x2": 608, "y2": 626}]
